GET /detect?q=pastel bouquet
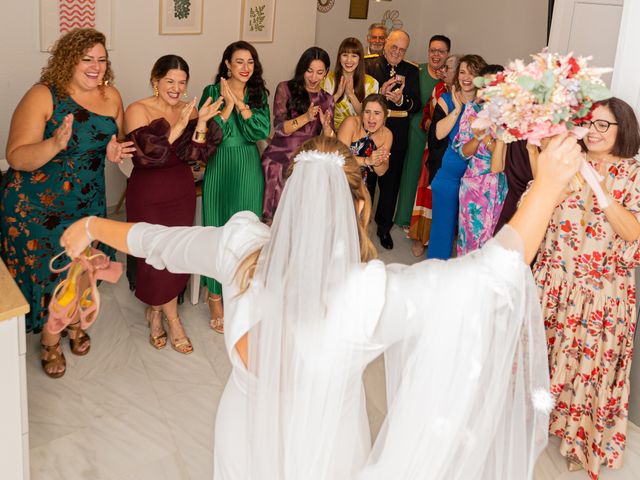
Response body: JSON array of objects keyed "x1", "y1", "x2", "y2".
[{"x1": 472, "y1": 50, "x2": 612, "y2": 145}]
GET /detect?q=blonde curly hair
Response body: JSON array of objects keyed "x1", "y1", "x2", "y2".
[{"x1": 39, "y1": 28, "x2": 113, "y2": 98}]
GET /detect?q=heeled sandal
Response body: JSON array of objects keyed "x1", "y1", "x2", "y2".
[
  {"x1": 40, "y1": 339, "x2": 66, "y2": 378},
  {"x1": 207, "y1": 294, "x2": 224, "y2": 334},
  {"x1": 66, "y1": 321, "x2": 91, "y2": 356},
  {"x1": 145, "y1": 307, "x2": 167, "y2": 350},
  {"x1": 567, "y1": 457, "x2": 583, "y2": 472},
  {"x1": 166, "y1": 316, "x2": 193, "y2": 355}
]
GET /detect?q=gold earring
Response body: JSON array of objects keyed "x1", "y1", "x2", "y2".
[
  {"x1": 227, "y1": 69, "x2": 232, "y2": 78},
  {"x1": 153, "y1": 83, "x2": 159, "y2": 97},
  {"x1": 183, "y1": 91, "x2": 188, "y2": 97}
]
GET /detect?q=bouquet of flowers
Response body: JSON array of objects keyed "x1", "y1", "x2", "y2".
[{"x1": 472, "y1": 50, "x2": 612, "y2": 145}]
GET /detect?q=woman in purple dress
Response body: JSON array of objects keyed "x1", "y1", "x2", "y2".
[
  {"x1": 261, "y1": 47, "x2": 335, "y2": 222},
  {"x1": 125, "y1": 55, "x2": 222, "y2": 354}
]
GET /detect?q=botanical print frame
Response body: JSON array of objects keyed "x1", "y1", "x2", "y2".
[
  {"x1": 348, "y1": 0, "x2": 369, "y2": 19},
  {"x1": 241, "y1": 0, "x2": 276, "y2": 43},
  {"x1": 40, "y1": 0, "x2": 113, "y2": 52},
  {"x1": 159, "y1": 0, "x2": 203, "y2": 35}
]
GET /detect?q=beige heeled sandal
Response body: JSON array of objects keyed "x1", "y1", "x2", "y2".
[{"x1": 207, "y1": 294, "x2": 224, "y2": 334}]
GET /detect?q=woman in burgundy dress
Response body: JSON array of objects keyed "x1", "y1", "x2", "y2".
[
  {"x1": 261, "y1": 47, "x2": 335, "y2": 222},
  {"x1": 125, "y1": 55, "x2": 222, "y2": 354}
]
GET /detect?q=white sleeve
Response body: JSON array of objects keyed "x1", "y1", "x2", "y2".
[{"x1": 127, "y1": 211, "x2": 270, "y2": 286}]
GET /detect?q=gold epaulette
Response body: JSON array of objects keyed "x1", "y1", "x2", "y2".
[
  {"x1": 364, "y1": 53, "x2": 380, "y2": 59},
  {"x1": 388, "y1": 110, "x2": 408, "y2": 118},
  {"x1": 404, "y1": 59, "x2": 419, "y2": 68}
]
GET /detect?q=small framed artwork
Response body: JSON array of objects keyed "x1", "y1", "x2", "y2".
[
  {"x1": 241, "y1": 0, "x2": 276, "y2": 43},
  {"x1": 348, "y1": 0, "x2": 369, "y2": 19},
  {"x1": 159, "y1": 0, "x2": 203, "y2": 35},
  {"x1": 40, "y1": 0, "x2": 113, "y2": 52}
]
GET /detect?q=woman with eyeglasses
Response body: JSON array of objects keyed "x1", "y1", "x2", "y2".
[
  {"x1": 532, "y1": 98, "x2": 640, "y2": 477},
  {"x1": 394, "y1": 36, "x2": 451, "y2": 231}
]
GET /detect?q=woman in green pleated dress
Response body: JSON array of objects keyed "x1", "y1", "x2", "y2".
[{"x1": 199, "y1": 41, "x2": 270, "y2": 333}]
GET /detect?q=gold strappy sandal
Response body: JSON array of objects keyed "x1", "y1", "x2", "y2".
[
  {"x1": 208, "y1": 294, "x2": 224, "y2": 334},
  {"x1": 166, "y1": 316, "x2": 193, "y2": 355},
  {"x1": 145, "y1": 307, "x2": 167, "y2": 350}
]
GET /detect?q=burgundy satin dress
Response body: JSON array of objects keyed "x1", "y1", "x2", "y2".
[{"x1": 126, "y1": 118, "x2": 221, "y2": 305}]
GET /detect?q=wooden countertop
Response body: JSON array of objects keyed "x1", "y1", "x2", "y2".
[{"x1": 0, "y1": 259, "x2": 29, "y2": 322}]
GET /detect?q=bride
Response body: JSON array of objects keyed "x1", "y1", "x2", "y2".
[{"x1": 61, "y1": 133, "x2": 583, "y2": 479}]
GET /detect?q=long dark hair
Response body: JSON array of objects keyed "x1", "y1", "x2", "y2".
[
  {"x1": 150, "y1": 54, "x2": 189, "y2": 85},
  {"x1": 334, "y1": 37, "x2": 366, "y2": 103},
  {"x1": 287, "y1": 47, "x2": 330, "y2": 117},
  {"x1": 215, "y1": 41, "x2": 268, "y2": 109}
]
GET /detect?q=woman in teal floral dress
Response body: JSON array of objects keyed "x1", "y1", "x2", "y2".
[
  {"x1": 1, "y1": 29, "x2": 133, "y2": 377},
  {"x1": 199, "y1": 41, "x2": 270, "y2": 333}
]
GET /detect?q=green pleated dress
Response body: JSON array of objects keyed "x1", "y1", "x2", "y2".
[
  {"x1": 394, "y1": 65, "x2": 440, "y2": 227},
  {"x1": 199, "y1": 83, "x2": 270, "y2": 294}
]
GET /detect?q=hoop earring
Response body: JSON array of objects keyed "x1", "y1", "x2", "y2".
[
  {"x1": 153, "y1": 83, "x2": 159, "y2": 97},
  {"x1": 227, "y1": 70, "x2": 232, "y2": 79}
]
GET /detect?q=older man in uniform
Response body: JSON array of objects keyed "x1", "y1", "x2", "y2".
[{"x1": 365, "y1": 29, "x2": 421, "y2": 249}]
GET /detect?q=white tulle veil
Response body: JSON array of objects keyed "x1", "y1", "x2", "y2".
[{"x1": 246, "y1": 139, "x2": 368, "y2": 479}]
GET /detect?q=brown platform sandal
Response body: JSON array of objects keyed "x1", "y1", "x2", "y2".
[
  {"x1": 145, "y1": 307, "x2": 167, "y2": 349},
  {"x1": 41, "y1": 339, "x2": 66, "y2": 378},
  {"x1": 166, "y1": 316, "x2": 193, "y2": 355},
  {"x1": 67, "y1": 321, "x2": 91, "y2": 356},
  {"x1": 208, "y1": 294, "x2": 224, "y2": 334}
]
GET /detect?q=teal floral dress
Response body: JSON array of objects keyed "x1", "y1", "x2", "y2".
[{"x1": 0, "y1": 87, "x2": 117, "y2": 332}]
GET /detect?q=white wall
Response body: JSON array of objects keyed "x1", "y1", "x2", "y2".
[
  {"x1": 315, "y1": 0, "x2": 424, "y2": 64},
  {"x1": 611, "y1": 0, "x2": 640, "y2": 426},
  {"x1": 315, "y1": 0, "x2": 547, "y2": 70},
  {"x1": 0, "y1": 0, "x2": 317, "y2": 209}
]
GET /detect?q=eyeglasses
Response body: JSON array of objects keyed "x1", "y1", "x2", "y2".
[
  {"x1": 580, "y1": 119, "x2": 618, "y2": 133},
  {"x1": 429, "y1": 48, "x2": 448, "y2": 55},
  {"x1": 389, "y1": 45, "x2": 407, "y2": 55}
]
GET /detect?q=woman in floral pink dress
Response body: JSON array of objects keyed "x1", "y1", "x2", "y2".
[{"x1": 533, "y1": 98, "x2": 640, "y2": 478}]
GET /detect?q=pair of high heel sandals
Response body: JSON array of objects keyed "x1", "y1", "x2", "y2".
[
  {"x1": 41, "y1": 248, "x2": 123, "y2": 378},
  {"x1": 145, "y1": 307, "x2": 193, "y2": 355}
]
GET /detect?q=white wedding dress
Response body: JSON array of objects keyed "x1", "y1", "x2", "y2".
[{"x1": 127, "y1": 211, "x2": 550, "y2": 480}]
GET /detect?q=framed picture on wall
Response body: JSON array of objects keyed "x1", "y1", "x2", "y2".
[
  {"x1": 40, "y1": 0, "x2": 113, "y2": 52},
  {"x1": 159, "y1": 0, "x2": 203, "y2": 35},
  {"x1": 241, "y1": 0, "x2": 276, "y2": 43},
  {"x1": 348, "y1": 0, "x2": 369, "y2": 19}
]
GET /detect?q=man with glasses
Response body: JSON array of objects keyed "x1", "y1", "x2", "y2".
[
  {"x1": 366, "y1": 23, "x2": 387, "y2": 55},
  {"x1": 395, "y1": 35, "x2": 451, "y2": 232},
  {"x1": 365, "y1": 29, "x2": 421, "y2": 249}
]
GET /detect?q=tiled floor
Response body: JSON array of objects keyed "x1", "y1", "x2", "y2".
[{"x1": 26, "y1": 226, "x2": 640, "y2": 479}]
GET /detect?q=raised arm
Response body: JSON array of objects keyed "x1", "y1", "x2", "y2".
[{"x1": 507, "y1": 133, "x2": 583, "y2": 263}]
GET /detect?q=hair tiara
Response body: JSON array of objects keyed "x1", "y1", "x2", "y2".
[{"x1": 294, "y1": 150, "x2": 345, "y2": 167}]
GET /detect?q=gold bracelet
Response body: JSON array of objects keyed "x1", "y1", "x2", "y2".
[{"x1": 194, "y1": 130, "x2": 207, "y2": 142}]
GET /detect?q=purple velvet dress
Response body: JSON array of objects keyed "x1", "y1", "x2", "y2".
[
  {"x1": 126, "y1": 117, "x2": 221, "y2": 305},
  {"x1": 261, "y1": 81, "x2": 334, "y2": 221}
]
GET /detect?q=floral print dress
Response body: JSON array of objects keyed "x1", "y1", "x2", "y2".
[
  {"x1": 0, "y1": 87, "x2": 117, "y2": 332},
  {"x1": 532, "y1": 158, "x2": 640, "y2": 478},
  {"x1": 454, "y1": 103, "x2": 507, "y2": 255}
]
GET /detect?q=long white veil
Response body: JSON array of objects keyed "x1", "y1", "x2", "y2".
[
  {"x1": 246, "y1": 143, "x2": 367, "y2": 479},
  {"x1": 360, "y1": 227, "x2": 551, "y2": 480}
]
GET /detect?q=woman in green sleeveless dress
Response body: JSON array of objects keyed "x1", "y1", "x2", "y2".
[
  {"x1": 199, "y1": 41, "x2": 270, "y2": 333},
  {"x1": 1, "y1": 29, "x2": 133, "y2": 378}
]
